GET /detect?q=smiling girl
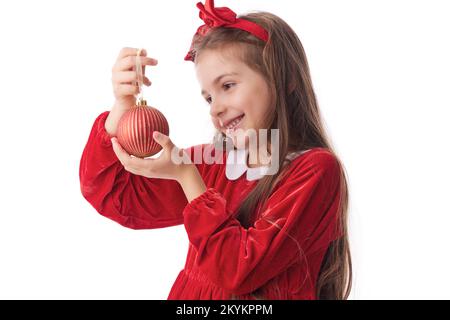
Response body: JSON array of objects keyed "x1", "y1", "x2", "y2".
[{"x1": 80, "y1": 0, "x2": 352, "y2": 300}]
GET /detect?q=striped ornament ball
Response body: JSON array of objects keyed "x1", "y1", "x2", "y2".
[{"x1": 116, "y1": 100, "x2": 169, "y2": 158}]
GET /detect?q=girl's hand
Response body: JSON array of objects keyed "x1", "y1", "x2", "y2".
[
  {"x1": 106, "y1": 48, "x2": 159, "y2": 136},
  {"x1": 111, "y1": 47, "x2": 158, "y2": 111},
  {"x1": 110, "y1": 131, "x2": 191, "y2": 182}
]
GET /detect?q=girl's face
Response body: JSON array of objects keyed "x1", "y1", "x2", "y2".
[{"x1": 195, "y1": 48, "x2": 274, "y2": 149}]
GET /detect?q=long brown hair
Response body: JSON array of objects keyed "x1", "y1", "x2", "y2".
[{"x1": 189, "y1": 11, "x2": 352, "y2": 300}]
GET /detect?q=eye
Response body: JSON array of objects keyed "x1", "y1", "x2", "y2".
[
  {"x1": 204, "y1": 83, "x2": 235, "y2": 104},
  {"x1": 223, "y1": 82, "x2": 235, "y2": 90}
]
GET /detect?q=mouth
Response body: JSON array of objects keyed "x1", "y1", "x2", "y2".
[{"x1": 222, "y1": 114, "x2": 245, "y2": 132}]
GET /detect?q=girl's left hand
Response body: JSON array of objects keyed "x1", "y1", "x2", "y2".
[{"x1": 110, "y1": 131, "x2": 190, "y2": 182}]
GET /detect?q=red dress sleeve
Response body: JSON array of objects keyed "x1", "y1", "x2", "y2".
[
  {"x1": 79, "y1": 111, "x2": 195, "y2": 229},
  {"x1": 182, "y1": 150, "x2": 342, "y2": 295}
]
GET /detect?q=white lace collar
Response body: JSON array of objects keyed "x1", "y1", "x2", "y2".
[{"x1": 225, "y1": 148, "x2": 312, "y2": 181}]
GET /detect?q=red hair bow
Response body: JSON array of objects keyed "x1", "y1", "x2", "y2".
[{"x1": 184, "y1": 0, "x2": 269, "y2": 61}]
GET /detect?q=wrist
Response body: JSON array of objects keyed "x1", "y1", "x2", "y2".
[
  {"x1": 177, "y1": 164, "x2": 207, "y2": 203},
  {"x1": 105, "y1": 104, "x2": 130, "y2": 136},
  {"x1": 177, "y1": 163, "x2": 196, "y2": 185}
]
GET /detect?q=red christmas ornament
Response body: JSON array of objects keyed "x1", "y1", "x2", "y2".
[{"x1": 116, "y1": 98, "x2": 169, "y2": 158}]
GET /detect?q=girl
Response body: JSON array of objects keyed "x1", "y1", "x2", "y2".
[{"x1": 80, "y1": 0, "x2": 352, "y2": 300}]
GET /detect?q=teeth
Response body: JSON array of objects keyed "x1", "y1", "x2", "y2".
[{"x1": 226, "y1": 115, "x2": 244, "y2": 129}]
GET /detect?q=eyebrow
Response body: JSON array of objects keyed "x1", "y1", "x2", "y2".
[{"x1": 201, "y1": 72, "x2": 238, "y2": 96}]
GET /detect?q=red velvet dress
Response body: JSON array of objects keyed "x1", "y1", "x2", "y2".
[{"x1": 79, "y1": 111, "x2": 343, "y2": 300}]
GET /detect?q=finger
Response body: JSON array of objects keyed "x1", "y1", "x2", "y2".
[
  {"x1": 153, "y1": 131, "x2": 173, "y2": 149},
  {"x1": 143, "y1": 76, "x2": 151, "y2": 86},
  {"x1": 112, "y1": 71, "x2": 137, "y2": 84},
  {"x1": 116, "y1": 47, "x2": 147, "y2": 61},
  {"x1": 111, "y1": 137, "x2": 151, "y2": 170},
  {"x1": 111, "y1": 137, "x2": 133, "y2": 165},
  {"x1": 112, "y1": 71, "x2": 152, "y2": 86},
  {"x1": 130, "y1": 76, "x2": 151, "y2": 87},
  {"x1": 131, "y1": 77, "x2": 151, "y2": 87},
  {"x1": 114, "y1": 84, "x2": 140, "y2": 96},
  {"x1": 114, "y1": 56, "x2": 158, "y2": 72},
  {"x1": 136, "y1": 48, "x2": 147, "y2": 57}
]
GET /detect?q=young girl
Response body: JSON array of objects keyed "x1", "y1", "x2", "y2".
[{"x1": 80, "y1": 0, "x2": 352, "y2": 300}]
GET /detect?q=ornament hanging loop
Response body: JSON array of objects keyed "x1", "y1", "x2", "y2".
[{"x1": 136, "y1": 48, "x2": 146, "y2": 105}]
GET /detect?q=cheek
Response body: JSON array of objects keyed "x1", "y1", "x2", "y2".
[
  {"x1": 255, "y1": 96, "x2": 274, "y2": 126},
  {"x1": 243, "y1": 91, "x2": 269, "y2": 117},
  {"x1": 246, "y1": 107, "x2": 270, "y2": 130}
]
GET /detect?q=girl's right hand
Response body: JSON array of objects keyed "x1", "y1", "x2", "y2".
[{"x1": 111, "y1": 47, "x2": 158, "y2": 110}]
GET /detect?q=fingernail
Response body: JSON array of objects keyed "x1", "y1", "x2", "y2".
[{"x1": 153, "y1": 131, "x2": 159, "y2": 139}]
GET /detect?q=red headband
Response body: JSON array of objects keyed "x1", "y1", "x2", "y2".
[{"x1": 184, "y1": 0, "x2": 269, "y2": 61}]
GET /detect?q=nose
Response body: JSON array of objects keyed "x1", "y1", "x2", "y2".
[{"x1": 209, "y1": 99, "x2": 225, "y2": 118}]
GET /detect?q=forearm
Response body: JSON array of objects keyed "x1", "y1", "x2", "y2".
[{"x1": 177, "y1": 164, "x2": 207, "y2": 203}]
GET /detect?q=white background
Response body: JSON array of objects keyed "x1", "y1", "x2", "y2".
[{"x1": 0, "y1": 0, "x2": 449, "y2": 299}]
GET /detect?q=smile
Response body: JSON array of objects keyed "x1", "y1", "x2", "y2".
[{"x1": 224, "y1": 114, "x2": 245, "y2": 131}]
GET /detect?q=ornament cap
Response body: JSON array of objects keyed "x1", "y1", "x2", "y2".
[{"x1": 137, "y1": 98, "x2": 147, "y2": 106}]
